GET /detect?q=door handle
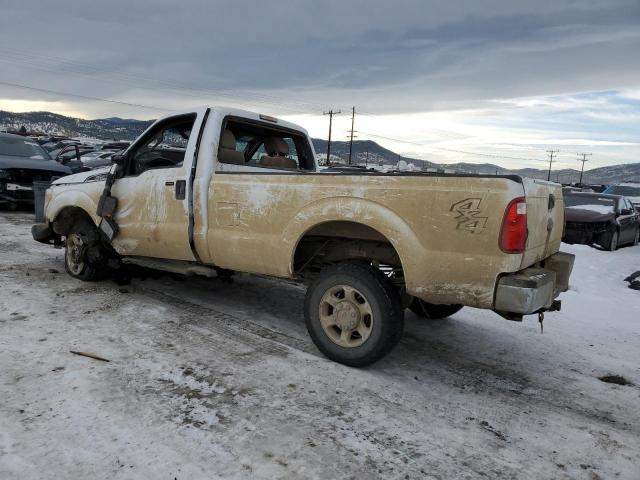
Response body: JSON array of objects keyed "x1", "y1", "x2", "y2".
[
  {"x1": 175, "y1": 180, "x2": 186, "y2": 200},
  {"x1": 165, "y1": 181, "x2": 175, "y2": 187}
]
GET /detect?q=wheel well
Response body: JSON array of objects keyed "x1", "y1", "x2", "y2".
[
  {"x1": 52, "y1": 207, "x2": 95, "y2": 236},
  {"x1": 293, "y1": 221, "x2": 404, "y2": 280}
]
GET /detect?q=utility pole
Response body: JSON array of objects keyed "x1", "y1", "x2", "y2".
[
  {"x1": 546, "y1": 149, "x2": 559, "y2": 181},
  {"x1": 348, "y1": 106, "x2": 355, "y2": 165},
  {"x1": 365, "y1": 148, "x2": 369, "y2": 167},
  {"x1": 323, "y1": 109, "x2": 341, "y2": 165},
  {"x1": 577, "y1": 153, "x2": 592, "y2": 185}
]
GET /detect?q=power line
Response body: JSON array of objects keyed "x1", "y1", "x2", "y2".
[
  {"x1": 348, "y1": 106, "x2": 356, "y2": 165},
  {"x1": 0, "y1": 80, "x2": 171, "y2": 112},
  {"x1": 577, "y1": 152, "x2": 592, "y2": 184},
  {"x1": 0, "y1": 47, "x2": 348, "y2": 114},
  {"x1": 546, "y1": 150, "x2": 559, "y2": 181},
  {"x1": 358, "y1": 131, "x2": 546, "y2": 163},
  {"x1": 322, "y1": 109, "x2": 341, "y2": 165}
]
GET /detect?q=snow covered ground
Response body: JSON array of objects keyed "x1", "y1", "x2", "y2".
[{"x1": 1, "y1": 210, "x2": 639, "y2": 479}]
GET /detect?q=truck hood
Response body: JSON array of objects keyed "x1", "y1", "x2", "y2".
[
  {"x1": 0, "y1": 154, "x2": 71, "y2": 175},
  {"x1": 52, "y1": 166, "x2": 109, "y2": 185},
  {"x1": 565, "y1": 207, "x2": 616, "y2": 223}
]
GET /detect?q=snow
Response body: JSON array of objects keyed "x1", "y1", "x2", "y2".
[
  {"x1": 1, "y1": 210, "x2": 640, "y2": 479},
  {"x1": 566, "y1": 204, "x2": 615, "y2": 214}
]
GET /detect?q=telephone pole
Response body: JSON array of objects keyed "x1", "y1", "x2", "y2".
[
  {"x1": 323, "y1": 109, "x2": 341, "y2": 165},
  {"x1": 546, "y1": 149, "x2": 559, "y2": 181},
  {"x1": 577, "y1": 153, "x2": 592, "y2": 185},
  {"x1": 348, "y1": 106, "x2": 355, "y2": 165}
]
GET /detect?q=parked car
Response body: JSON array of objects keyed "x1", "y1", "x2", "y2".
[
  {"x1": 563, "y1": 192, "x2": 640, "y2": 250},
  {"x1": 42, "y1": 139, "x2": 79, "y2": 153},
  {"x1": 603, "y1": 183, "x2": 640, "y2": 211},
  {"x1": 52, "y1": 145, "x2": 95, "y2": 173},
  {"x1": 80, "y1": 150, "x2": 118, "y2": 169},
  {"x1": 32, "y1": 106, "x2": 574, "y2": 367},
  {"x1": 100, "y1": 141, "x2": 131, "y2": 150},
  {"x1": 0, "y1": 132, "x2": 71, "y2": 210}
]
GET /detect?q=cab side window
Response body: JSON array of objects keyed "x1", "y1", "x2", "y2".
[{"x1": 127, "y1": 114, "x2": 196, "y2": 175}]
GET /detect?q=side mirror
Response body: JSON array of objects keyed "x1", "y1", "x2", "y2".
[{"x1": 620, "y1": 208, "x2": 632, "y2": 216}]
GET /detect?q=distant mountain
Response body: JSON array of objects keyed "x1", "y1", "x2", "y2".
[
  {"x1": 312, "y1": 138, "x2": 438, "y2": 169},
  {"x1": 2, "y1": 110, "x2": 638, "y2": 183},
  {"x1": 0, "y1": 110, "x2": 152, "y2": 140}
]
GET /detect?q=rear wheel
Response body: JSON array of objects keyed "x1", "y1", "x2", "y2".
[
  {"x1": 64, "y1": 219, "x2": 108, "y2": 281},
  {"x1": 408, "y1": 298, "x2": 463, "y2": 319},
  {"x1": 304, "y1": 262, "x2": 404, "y2": 367}
]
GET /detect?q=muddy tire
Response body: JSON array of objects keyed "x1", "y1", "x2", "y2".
[
  {"x1": 408, "y1": 298, "x2": 463, "y2": 319},
  {"x1": 64, "y1": 219, "x2": 108, "y2": 281},
  {"x1": 304, "y1": 262, "x2": 404, "y2": 367}
]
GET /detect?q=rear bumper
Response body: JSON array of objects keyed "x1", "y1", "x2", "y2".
[{"x1": 494, "y1": 251, "x2": 575, "y2": 315}]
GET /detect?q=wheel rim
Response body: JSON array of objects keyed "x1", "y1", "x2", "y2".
[
  {"x1": 66, "y1": 233, "x2": 86, "y2": 275},
  {"x1": 319, "y1": 285, "x2": 374, "y2": 348}
]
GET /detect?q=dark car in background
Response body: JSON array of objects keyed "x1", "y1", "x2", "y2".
[
  {"x1": 563, "y1": 192, "x2": 640, "y2": 251},
  {"x1": 0, "y1": 132, "x2": 71, "y2": 210},
  {"x1": 603, "y1": 183, "x2": 640, "y2": 211}
]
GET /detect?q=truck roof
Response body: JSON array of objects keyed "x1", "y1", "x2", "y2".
[{"x1": 157, "y1": 106, "x2": 311, "y2": 137}]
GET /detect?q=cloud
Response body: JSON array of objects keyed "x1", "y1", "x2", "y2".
[{"x1": 0, "y1": 0, "x2": 639, "y2": 168}]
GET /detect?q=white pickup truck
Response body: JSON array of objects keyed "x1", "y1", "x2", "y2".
[{"x1": 33, "y1": 106, "x2": 574, "y2": 366}]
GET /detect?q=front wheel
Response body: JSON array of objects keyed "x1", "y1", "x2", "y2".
[
  {"x1": 604, "y1": 230, "x2": 619, "y2": 251},
  {"x1": 408, "y1": 298, "x2": 463, "y2": 319},
  {"x1": 304, "y1": 262, "x2": 404, "y2": 367},
  {"x1": 64, "y1": 219, "x2": 108, "y2": 281},
  {"x1": 632, "y1": 228, "x2": 639, "y2": 246}
]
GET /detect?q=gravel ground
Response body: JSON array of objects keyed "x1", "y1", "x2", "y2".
[{"x1": 1, "y1": 210, "x2": 639, "y2": 479}]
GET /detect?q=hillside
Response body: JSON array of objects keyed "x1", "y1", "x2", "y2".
[
  {"x1": 0, "y1": 110, "x2": 152, "y2": 140},
  {"x1": 1, "y1": 110, "x2": 638, "y2": 183}
]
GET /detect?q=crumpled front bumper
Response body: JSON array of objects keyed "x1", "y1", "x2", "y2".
[
  {"x1": 32, "y1": 222, "x2": 61, "y2": 245},
  {"x1": 494, "y1": 251, "x2": 575, "y2": 316}
]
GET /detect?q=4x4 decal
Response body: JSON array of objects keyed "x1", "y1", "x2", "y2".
[{"x1": 450, "y1": 198, "x2": 488, "y2": 233}]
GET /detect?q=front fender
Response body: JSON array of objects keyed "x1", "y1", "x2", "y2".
[
  {"x1": 282, "y1": 196, "x2": 424, "y2": 279},
  {"x1": 46, "y1": 187, "x2": 100, "y2": 226}
]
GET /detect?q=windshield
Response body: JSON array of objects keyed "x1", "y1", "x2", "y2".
[
  {"x1": 565, "y1": 194, "x2": 617, "y2": 213},
  {"x1": 0, "y1": 136, "x2": 52, "y2": 160},
  {"x1": 603, "y1": 185, "x2": 640, "y2": 197}
]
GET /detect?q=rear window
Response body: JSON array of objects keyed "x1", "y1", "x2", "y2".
[{"x1": 0, "y1": 136, "x2": 51, "y2": 160}]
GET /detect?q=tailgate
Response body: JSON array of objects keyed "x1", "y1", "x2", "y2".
[{"x1": 521, "y1": 178, "x2": 564, "y2": 267}]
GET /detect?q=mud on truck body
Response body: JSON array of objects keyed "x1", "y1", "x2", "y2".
[{"x1": 32, "y1": 107, "x2": 574, "y2": 366}]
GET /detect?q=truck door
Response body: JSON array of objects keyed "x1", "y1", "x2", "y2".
[{"x1": 109, "y1": 109, "x2": 208, "y2": 260}]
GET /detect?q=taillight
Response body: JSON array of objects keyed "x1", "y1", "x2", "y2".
[{"x1": 500, "y1": 197, "x2": 528, "y2": 253}]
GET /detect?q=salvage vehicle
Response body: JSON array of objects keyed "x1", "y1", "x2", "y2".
[
  {"x1": 563, "y1": 192, "x2": 640, "y2": 251},
  {"x1": 32, "y1": 107, "x2": 574, "y2": 366},
  {"x1": 0, "y1": 132, "x2": 71, "y2": 210},
  {"x1": 603, "y1": 183, "x2": 640, "y2": 211}
]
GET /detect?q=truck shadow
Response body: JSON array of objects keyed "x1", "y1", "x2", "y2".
[{"x1": 123, "y1": 265, "x2": 579, "y2": 390}]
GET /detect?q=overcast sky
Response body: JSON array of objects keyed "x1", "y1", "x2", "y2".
[{"x1": 0, "y1": 0, "x2": 639, "y2": 169}]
